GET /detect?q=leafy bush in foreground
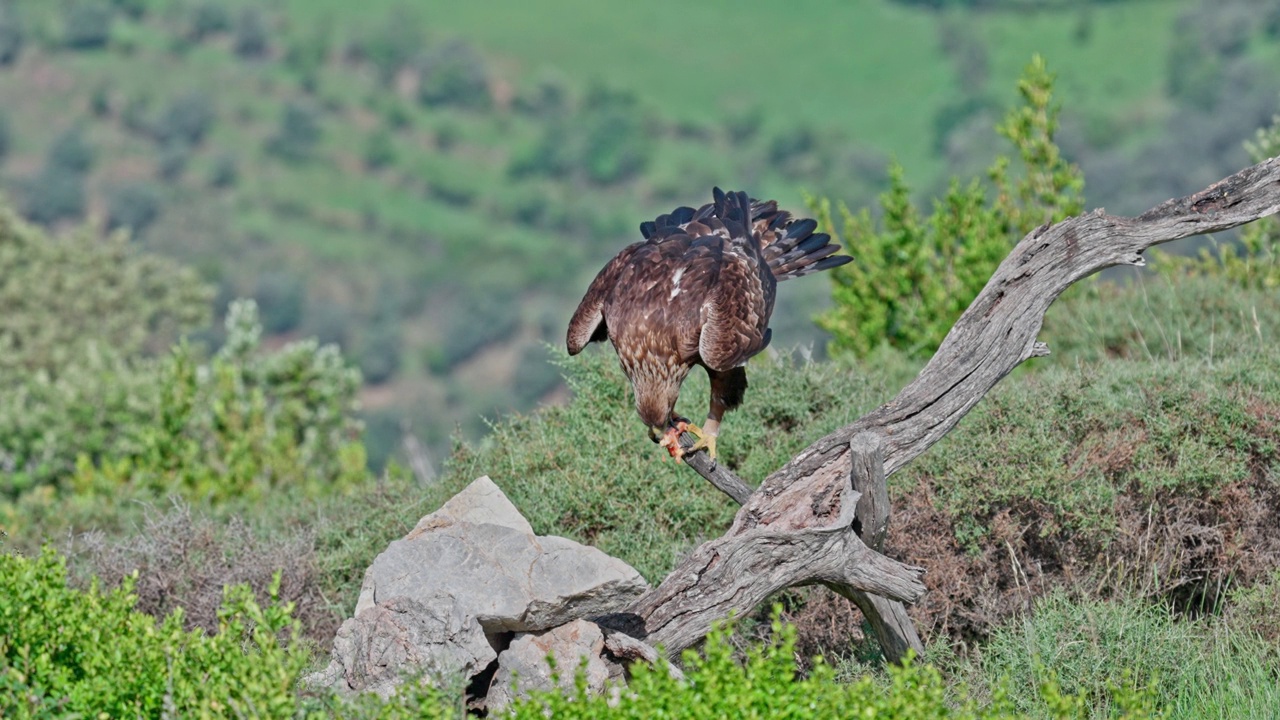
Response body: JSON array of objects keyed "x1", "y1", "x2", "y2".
[
  {"x1": 1, "y1": 550, "x2": 1158, "y2": 720},
  {"x1": 1, "y1": 547, "x2": 307, "y2": 718}
]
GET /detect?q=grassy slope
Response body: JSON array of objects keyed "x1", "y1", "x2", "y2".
[{"x1": 5, "y1": 268, "x2": 1276, "y2": 716}]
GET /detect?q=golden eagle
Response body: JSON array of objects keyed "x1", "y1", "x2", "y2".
[{"x1": 566, "y1": 188, "x2": 851, "y2": 464}]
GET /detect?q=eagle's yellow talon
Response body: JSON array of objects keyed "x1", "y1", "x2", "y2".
[
  {"x1": 672, "y1": 422, "x2": 717, "y2": 468},
  {"x1": 687, "y1": 435, "x2": 718, "y2": 468}
]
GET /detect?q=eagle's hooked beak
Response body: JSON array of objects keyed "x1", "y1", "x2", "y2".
[{"x1": 648, "y1": 426, "x2": 664, "y2": 444}]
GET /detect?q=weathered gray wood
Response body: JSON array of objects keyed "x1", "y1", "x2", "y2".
[
  {"x1": 636, "y1": 156, "x2": 1280, "y2": 660},
  {"x1": 842, "y1": 432, "x2": 924, "y2": 662},
  {"x1": 836, "y1": 587, "x2": 924, "y2": 662},
  {"x1": 681, "y1": 442, "x2": 753, "y2": 505},
  {"x1": 849, "y1": 432, "x2": 889, "y2": 549},
  {"x1": 628, "y1": 457, "x2": 925, "y2": 653}
]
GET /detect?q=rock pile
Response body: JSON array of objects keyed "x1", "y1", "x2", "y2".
[{"x1": 306, "y1": 476, "x2": 659, "y2": 710}]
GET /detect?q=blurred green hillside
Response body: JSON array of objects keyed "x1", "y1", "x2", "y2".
[{"x1": 0, "y1": 0, "x2": 1275, "y2": 468}]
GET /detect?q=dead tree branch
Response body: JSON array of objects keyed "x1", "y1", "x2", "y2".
[{"x1": 629, "y1": 156, "x2": 1280, "y2": 660}]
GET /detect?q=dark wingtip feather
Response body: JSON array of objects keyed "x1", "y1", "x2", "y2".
[
  {"x1": 785, "y1": 218, "x2": 818, "y2": 239},
  {"x1": 640, "y1": 220, "x2": 656, "y2": 239},
  {"x1": 793, "y1": 231, "x2": 830, "y2": 255},
  {"x1": 774, "y1": 243, "x2": 841, "y2": 275},
  {"x1": 811, "y1": 254, "x2": 853, "y2": 272}
]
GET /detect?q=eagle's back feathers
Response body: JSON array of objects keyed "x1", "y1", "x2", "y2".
[{"x1": 567, "y1": 187, "x2": 853, "y2": 427}]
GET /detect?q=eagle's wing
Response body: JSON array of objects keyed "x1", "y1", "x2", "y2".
[
  {"x1": 696, "y1": 242, "x2": 773, "y2": 371},
  {"x1": 687, "y1": 190, "x2": 774, "y2": 372},
  {"x1": 566, "y1": 241, "x2": 643, "y2": 355}
]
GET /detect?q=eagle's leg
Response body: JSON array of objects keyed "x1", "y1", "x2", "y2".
[
  {"x1": 684, "y1": 421, "x2": 717, "y2": 468},
  {"x1": 686, "y1": 366, "x2": 747, "y2": 468}
]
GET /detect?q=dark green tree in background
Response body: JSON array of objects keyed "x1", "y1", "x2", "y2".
[
  {"x1": 0, "y1": 4, "x2": 25, "y2": 66},
  {"x1": 813, "y1": 56, "x2": 1084, "y2": 359},
  {"x1": 62, "y1": 1, "x2": 114, "y2": 51},
  {"x1": 265, "y1": 102, "x2": 321, "y2": 163}
]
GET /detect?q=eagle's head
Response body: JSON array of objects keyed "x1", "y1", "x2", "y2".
[{"x1": 627, "y1": 363, "x2": 688, "y2": 443}]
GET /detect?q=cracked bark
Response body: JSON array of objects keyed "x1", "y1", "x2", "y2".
[{"x1": 623, "y1": 156, "x2": 1280, "y2": 660}]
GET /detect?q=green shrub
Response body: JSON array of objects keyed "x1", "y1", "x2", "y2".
[
  {"x1": 188, "y1": 1, "x2": 232, "y2": 41},
  {"x1": 20, "y1": 166, "x2": 85, "y2": 225},
  {"x1": 363, "y1": 127, "x2": 397, "y2": 170},
  {"x1": 0, "y1": 547, "x2": 309, "y2": 718},
  {"x1": 0, "y1": 7, "x2": 23, "y2": 66},
  {"x1": 416, "y1": 39, "x2": 490, "y2": 110},
  {"x1": 0, "y1": 209, "x2": 209, "y2": 497},
  {"x1": 0, "y1": 209, "x2": 207, "y2": 378},
  {"x1": 154, "y1": 90, "x2": 216, "y2": 147},
  {"x1": 76, "y1": 299, "x2": 367, "y2": 503},
  {"x1": 47, "y1": 124, "x2": 94, "y2": 174},
  {"x1": 62, "y1": 1, "x2": 113, "y2": 51},
  {"x1": 358, "y1": 8, "x2": 423, "y2": 86},
  {"x1": 232, "y1": 7, "x2": 270, "y2": 59},
  {"x1": 284, "y1": 22, "x2": 331, "y2": 92},
  {"x1": 910, "y1": 352, "x2": 1280, "y2": 548},
  {"x1": 209, "y1": 151, "x2": 239, "y2": 188},
  {"x1": 106, "y1": 181, "x2": 163, "y2": 235},
  {"x1": 0, "y1": 288, "x2": 364, "y2": 525},
  {"x1": 110, "y1": 0, "x2": 150, "y2": 19},
  {"x1": 266, "y1": 102, "x2": 322, "y2": 163},
  {"x1": 814, "y1": 56, "x2": 1084, "y2": 360}
]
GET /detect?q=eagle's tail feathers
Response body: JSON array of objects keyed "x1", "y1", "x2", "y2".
[
  {"x1": 778, "y1": 251, "x2": 849, "y2": 275},
  {"x1": 763, "y1": 216, "x2": 853, "y2": 281}
]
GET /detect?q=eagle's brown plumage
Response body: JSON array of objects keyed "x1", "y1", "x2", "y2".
[{"x1": 566, "y1": 188, "x2": 852, "y2": 462}]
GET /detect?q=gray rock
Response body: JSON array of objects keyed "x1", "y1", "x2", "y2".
[
  {"x1": 307, "y1": 595, "x2": 495, "y2": 697},
  {"x1": 308, "y1": 476, "x2": 650, "y2": 698},
  {"x1": 354, "y1": 477, "x2": 648, "y2": 630},
  {"x1": 407, "y1": 474, "x2": 534, "y2": 536},
  {"x1": 486, "y1": 619, "x2": 623, "y2": 712}
]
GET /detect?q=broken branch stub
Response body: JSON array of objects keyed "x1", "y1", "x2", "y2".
[
  {"x1": 628, "y1": 156, "x2": 1280, "y2": 660},
  {"x1": 838, "y1": 432, "x2": 924, "y2": 661}
]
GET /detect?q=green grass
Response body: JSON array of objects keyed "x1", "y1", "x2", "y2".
[{"x1": 976, "y1": 592, "x2": 1280, "y2": 719}]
